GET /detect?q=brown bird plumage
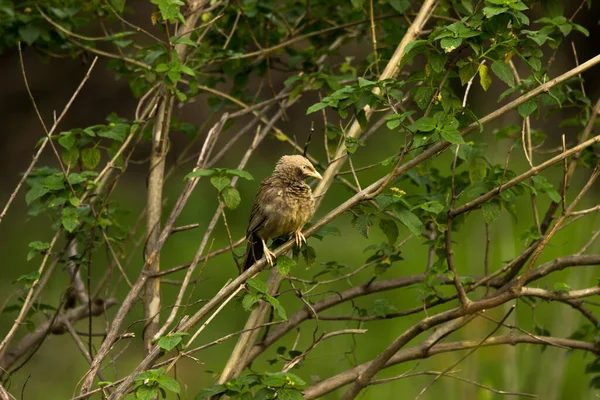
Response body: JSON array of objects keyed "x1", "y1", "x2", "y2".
[{"x1": 241, "y1": 155, "x2": 322, "y2": 272}]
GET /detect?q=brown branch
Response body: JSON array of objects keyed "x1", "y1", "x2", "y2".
[
  {"x1": 304, "y1": 334, "x2": 599, "y2": 399},
  {"x1": 0, "y1": 299, "x2": 118, "y2": 375}
]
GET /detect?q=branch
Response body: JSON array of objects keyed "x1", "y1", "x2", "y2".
[{"x1": 304, "y1": 334, "x2": 599, "y2": 399}]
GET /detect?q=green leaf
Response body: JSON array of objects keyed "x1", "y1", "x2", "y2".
[
  {"x1": 62, "y1": 207, "x2": 79, "y2": 232},
  {"x1": 389, "y1": 0, "x2": 410, "y2": 12},
  {"x1": 62, "y1": 147, "x2": 79, "y2": 167},
  {"x1": 265, "y1": 295, "x2": 287, "y2": 320},
  {"x1": 459, "y1": 62, "x2": 478, "y2": 85},
  {"x1": 440, "y1": 129, "x2": 465, "y2": 144},
  {"x1": 81, "y1": 148, "x2": 101, "y2": 169},
  {"x1": 69, "y1": 196, "x2": 81, "y2": 207},
  {"x1": 409, "y1": 117, "x2": 437, "y2": 132},
  {"x1": 195, "y1": 385, "x2": 227, "y2": 399},
  {"x1": 518, "y1": 99, "x2": 538, "y2": 118},
  {"x1": 276, "y1": 256, "x2": 296, "y2": 276},
  {"x1": 393, "y1": 208, "x2": 423, "y2": 236},
  {"x1": 277, "y1": 389, "x2": 304, "y2": 400},
  {"x1": 479, "y1": 64, "x2": 492, "y2": 91},
  {"x1": 553, "y1": 282, "x2": 571, "y2": 293},
  {"x1": 358, "y1": 77, "x2": 376, "y2": 88},
  {"x1": 44, "y1": 175, "x2": 65, "y2": 191},
  {"x1": 185, "y1": 169, "x2": 215, "y2": 179},
  {"x1": 351, "y1": 0, "x2": 364, "y2": 9},
  {"x1": 155, "y1": 63, "x2": 169, "y2": 72},
  {"x1": 226, "y1": 169, "x2": 254, "y2": 180},
  {"x1": 157, "y1": 375, "x2": 180, "y2": 393},
  {"x1": 99, "y1": 124, "x2": 129, "y2": 142},
  {"x1": 352, "y1": 213, "x2": 376, "y2": 238},
  {"x1": 16, "y1": 271, "x2": 40, "y2": 284},
  {"x1": 301, "y1": 245, "x2": 316, "y2": 268},
  {"x1": 440, "y1": 37, "x2": 462, "y2": 53},
  {"x1": 109, "y1": 0, "x2": 126, "y2": 13},
  {"x1": 58, "y1": 132, "x2": 76, "y2": 150},
  {"x1": 418, "y1": 201, "x2": 444, "y2": 214},
  {"x1": 242, "y1": 293, "x2": 261, "y2": 310},
  {"x1": 29, "y1": 241, "x2": 50, "y2": 251},
  {"x1": 247, "y1": 278, "x2": 269, "y2": 294},
  {"x1": 413, "y1": 86, "x2": 434, "y2": 110},
  {"x1": 135, "y1": 385, "x2": 159, "y2": 400},
  {"x1": 379, "y1": 219, "x2": 399, "y2": 246},
  {"x1": 180, "y1": 65, "x2": 196, "y2": 76},
  {"x1": 429, "y1": 52, "x2": 447, "y2": 73},
  {"x1": 222, "y1": 186, "x2": 241, "y2": 209},
  {"x1": 491, "y1": 60, "x2": 515, "y2": 88},
  {"x1": 156, "y1": 332, "x2": 188, "y2": 352},
  {"x1": 173, "y1": 36, "x2": 198, "y2": 47},
  {"x1": 210, "y1": 176, "x2": 231, "y2": 191},
  {"x1": 306, "y1": 102, "x2": 328, "y2": 114},
  {"x1": 482, "y1": 201, "x2": 501, "y2": 224},
  {"x1": 19, "y1": 25, "x2": 41, "y2": 45},
  {"x1": 25, "y1": 185, "x2": 50, "y2": 205}
]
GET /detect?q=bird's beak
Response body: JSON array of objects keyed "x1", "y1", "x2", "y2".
[{"x1": 310, "y1": 170, "x2": 323, "y2": 180}]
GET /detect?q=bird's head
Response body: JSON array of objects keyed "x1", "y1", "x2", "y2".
[{"x1": 275, "y1": 155, "x2": 323, "y2": 182}]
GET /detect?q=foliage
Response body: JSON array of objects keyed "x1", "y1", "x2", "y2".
[{"x1": 0, "y1": 0, "x2": 599, "y2": 399}]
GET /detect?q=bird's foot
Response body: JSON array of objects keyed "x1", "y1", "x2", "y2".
[
  {"x1": 264, "y1": 248, "x2": 277, "y2": 265},
  {"x1": 262, "y1": 239, "x2": 277, "y2": 266},
  {"x1": 293, "y1": 230, "x2": 306, "y2": 247}
]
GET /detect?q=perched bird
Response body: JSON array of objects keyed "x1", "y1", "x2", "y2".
[{"x1": 241, "y1": 155, "x2": 323, "y2": 272}]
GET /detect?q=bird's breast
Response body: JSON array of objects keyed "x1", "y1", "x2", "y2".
[{"x1": 259, "y1": 186, "x2": 314, "y2": 239}]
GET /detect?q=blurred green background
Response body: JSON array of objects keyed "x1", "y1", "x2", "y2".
[{"x1": 0, "y1": 1, "x2": 599, "y2": 399}]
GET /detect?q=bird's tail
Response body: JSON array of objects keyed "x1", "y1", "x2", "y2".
[{"x1": 241, "y1": 233, "x2": 263, "y2": 273}]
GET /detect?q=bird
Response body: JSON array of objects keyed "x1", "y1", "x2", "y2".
[{"x1": 241, "y1": 155, "x2": 323, "y2": 272}]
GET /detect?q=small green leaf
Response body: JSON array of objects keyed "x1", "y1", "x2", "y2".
[
  {"x1": 265, "y1": 295, "x2": 287, "y2": 320},
  {"x1": 81, "y1": 148, "x2": 101, "y2": 169},
  {"x1": 173, "y1": 36, "x2": 198, "y2": 47},
  {"x1": 195, "y1": 385, "x2": 227, "y2": 399},
  {"x1": 156, "y1": 332, "x2": 188, "y2": 352},
  {"x1": 440, "y1": 129, "x2": 465, "y2": 144},
  {"x1": 379, "y1": 219, "x2": 399, "y2": 246},
  {"x1": 135, "y1": 385, "x2": 159, "y2": 400},
  {"x1": 226, "y1": 169, "x2": 254, "y2": 180},
  {"x1": 440, "y1": 37, "x2": 462, "y2": 52},
  {"x1": 301, "y1": 245, "x2": 316, "y2": 268},
  {"x1": 58, "y1": 132, "x2": 76, "y2": 150},
  {"x1": 518, "y1": 99, "x2": 538, "y2": 118},
  {"x1": 358, "y1": 77, "x2": 376, "y2": 87},
  {"x1": 25, "y1": 185, "x2": 49, "y2": 205},
  {"x1": 180, "y1": 65, "x2": 196, "y2": 76},
  {"x1": 393, "y1": 208, "x2": 423, "y2": 236},
  {"x1": 157, "y1": 375, "x2": 180, "y2": 393},
  {"x1": 277, "y1": 389, "x2": 304, "y2": 400},
  {"x1": 210, "y1": 176, "x2": 231, "y2": 191},
  {"x1": 418, "y1": 201, "x2": 444, "y2": 214},
  {"x1": 276, "y1": 256, "x2": 296, "y2": 276},
  {"x1": 553, "y1": 282, "x2": 571, "y2": 293},
  {"x1": 242, "y1": 293, "x2": 261, "y2": 310},
  {"x1": 306, "y1": 102, "x2": 328, "y2": 114},
  {"x1": 482, "y1": 201, "x2": 501, "y2": 224},
  {"x1": 62, "y1": 207, "x2": 79, "y2": 232},
  {"x1": 222, "y1": 186, "x2": 241, "y2": 209},
  {"x1": 352, "y1": 213, "x2": 376, "y2": 238},
  {"x1": 479, "y1": 64, "x2": 492, "y2": 91},
  {"x1": 491, "y1": 60, "x2": 515, "y2": 88},
  {"x1": 19, "y1": 25, "x2": 41, "y2": 45},
  {"x1": 247, "y1": 277, "x2": 269, "y2": 294},
  {"x1": 409, "y1": 117, "x2": 437, "y2": 132},
  {"x1": 185, "y1": 169, "x2": 215, "y2": 179}
]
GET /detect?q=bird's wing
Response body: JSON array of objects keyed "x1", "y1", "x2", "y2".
[{"x1": 246, "y1": 176, "x2": 277, "y2": 235}]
